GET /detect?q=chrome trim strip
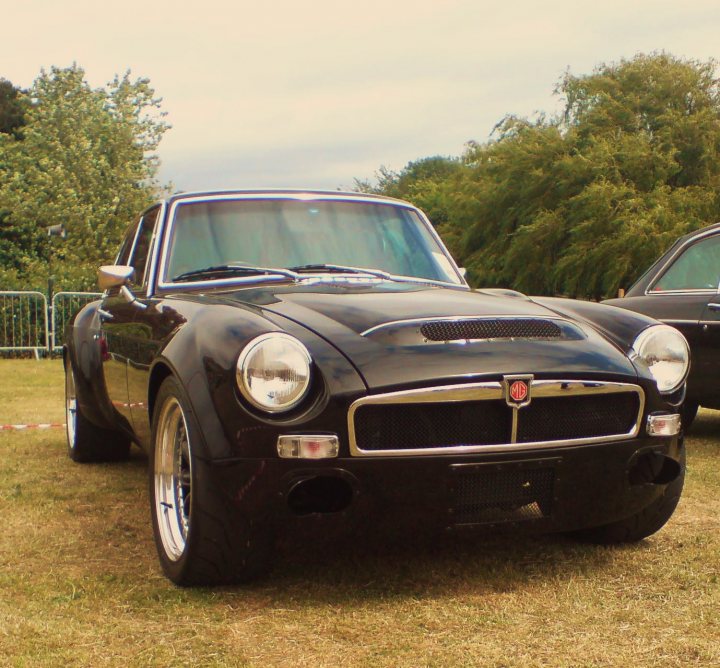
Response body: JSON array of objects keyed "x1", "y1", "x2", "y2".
[
  {"x1": 155, "y1": 193, "x2": 468, "y2": 291},
  {"x1": 347, "y1": 380, "x2": 645, "y2": 457},
  {"x1": 644, "y1": 289, "x2": 716, "y2": 296},
  {"x1": 361, "y1": 315, "x2": 570, "y2": 338}
]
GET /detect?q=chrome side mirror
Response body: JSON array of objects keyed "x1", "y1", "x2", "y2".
[
  {"x1": 459, "y1": 267, "x2": 468, "y2": 279},
  {"x1": 98, "y1": 265, "x2": 147, "y2": 310},
  {"x1": 98, "y1": 265, "x2": 134, "y2": 290}
]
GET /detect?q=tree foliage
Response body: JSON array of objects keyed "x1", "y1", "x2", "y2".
[
  {"x1": 365, "y1": 54, "x2": 720, "y2": 299},
  {"x1": 0, "y1": 79, "x2": 26, "y2": 137},
  {"x1": 0, "y1": 65, "x2": 169, "y2": 291}
]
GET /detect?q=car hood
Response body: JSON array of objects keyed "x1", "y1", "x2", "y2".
[{"x1": 212, "y1": 281, "x2": 637, "y2": 390}]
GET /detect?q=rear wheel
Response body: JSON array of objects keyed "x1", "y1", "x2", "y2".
[
  {"x1": 149, "y1": 376, "x2": 273, "y2": 586},
  {"x1": 65, "y1": 361, "x2": 131, "y2": 462}
]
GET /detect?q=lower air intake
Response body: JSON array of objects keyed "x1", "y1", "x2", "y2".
[{"x1": 451, "y1": 464, "x2": 556, "y2": 525}]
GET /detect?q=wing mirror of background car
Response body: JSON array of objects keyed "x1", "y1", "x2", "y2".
[
  {"x1": 459, "y1": 267, "x2": 467, "y2": 278},
  {"x1": 97, "y1": 265, "x2": 148, "y2": 310}
]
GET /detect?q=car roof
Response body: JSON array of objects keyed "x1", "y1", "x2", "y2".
[{"x1": 164, "y1": 189, "x2": 413, "y2": 207}]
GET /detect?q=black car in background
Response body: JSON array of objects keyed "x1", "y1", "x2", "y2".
[
  {"x1": 605, "y1": 222, "x2": 720, "y2": 427},
  {"x1": 64, "y1": 190, "x2": 689, "y2": 585}
]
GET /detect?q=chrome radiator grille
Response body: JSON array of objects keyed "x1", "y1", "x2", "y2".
[{"x1": 348, "y1": 380, "x2": 644, "y2": 457}]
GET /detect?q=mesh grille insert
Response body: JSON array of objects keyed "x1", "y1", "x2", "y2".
[
  {"x1": 517, "y1": 393, "x2": 640, "y2": 443},
  {"x1": 354, "y1": 400, "x2": 510, "y2": 451},
  {"x1": 420, "y1": 319, "x2": 562, "y2": 342},
  {"x1": 451, "y1": 465, "x2": 555, "y2": 525}
]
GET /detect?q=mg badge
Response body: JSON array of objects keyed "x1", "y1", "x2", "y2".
[
  {"x1": 504, "y1": 374, "x2": 533, "y2": 408},
  {"x1": 510, "y1": 381, "x2": 528, "y2": 402}
]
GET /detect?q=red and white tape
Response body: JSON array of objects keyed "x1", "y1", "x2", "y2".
[{"x1": 0, "y1": 423, "x2": 66, "y2": 431}]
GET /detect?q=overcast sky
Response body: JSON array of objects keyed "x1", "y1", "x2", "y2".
[{"x1": 2, "y1": 0, "x2": 719, "y2": 192}]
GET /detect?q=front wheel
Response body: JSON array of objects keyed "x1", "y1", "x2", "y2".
[
  {"x1": 680, "y1": 401, "x2": 699, "y2": 432},
  {"x1": 149, "y1": 376, "x2": 273, "y2": 586},
  {"x1": 568, "y1": 450, "x2": 685, "y2": 544}
]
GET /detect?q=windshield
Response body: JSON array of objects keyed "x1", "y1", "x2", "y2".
[{"x1": 162, "y1": 198, "x2": 462, "y2": 285}]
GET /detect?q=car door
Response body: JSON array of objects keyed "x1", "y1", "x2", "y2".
[
  {"x1": 120, "y1": 205, "x2": 164, "y2": 446},
  {"x1": 99, "y1": 217, "x2": 144, "y2": 432}
]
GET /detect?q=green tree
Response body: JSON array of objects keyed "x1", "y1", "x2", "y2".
[
  {"x1": 461, "y1": 53, "x2": 720, "y2": 299},
  {"x1": 0, "y1": 65, "x2": 169, "y2": 290},
  {"x1": 0, "y1": 78, "x2": 29, "y2": 278},
  {"x1": 0, "y1": 79, "x2": 26, "y2": 136}
]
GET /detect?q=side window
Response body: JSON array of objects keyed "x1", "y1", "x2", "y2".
[
  {"x1": 652, "y1": 234, "x2": 720, "y2": 292},
  {"x1": 115, "y1": 219, "x2": 141, "y2": 266},
  {"x1": 128, "y1": 206, "x2": 161, "y2": 289}
]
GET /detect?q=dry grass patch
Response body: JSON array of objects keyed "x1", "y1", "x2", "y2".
[{"x1": 0, "y1": 361, "x2": 719, "y2": 667}]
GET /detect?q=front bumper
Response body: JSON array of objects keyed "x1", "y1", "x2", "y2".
[{"x1": 207, "y1": 434, "x2": 683, "y2": 537}]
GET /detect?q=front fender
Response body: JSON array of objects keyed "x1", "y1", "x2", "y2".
[{"x1": 153, "y1": 302, "x2": 366, "y2": 461}]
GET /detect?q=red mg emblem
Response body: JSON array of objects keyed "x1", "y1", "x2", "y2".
[
  {"x1": 509, "y1": 380, "x2": 528, "y2": 402},
  {"x1": 504, "y1": 375, "x2": 533, "y2": 408}
]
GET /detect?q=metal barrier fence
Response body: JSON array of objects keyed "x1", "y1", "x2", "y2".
[
  {"x1": 0, "y1": 290, "x2": 101, "y2": 356},
  {"x1": 51, "y1": 292, "x2": 102, "y2": 351},
  {"x1": 0, "y1": 292, "x2": 49, "y2": 357}
]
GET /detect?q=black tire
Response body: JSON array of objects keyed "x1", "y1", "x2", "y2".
[
  {"x1": 569, "y1": 450, "x2": 685, "y2": 544},
  {"x1": 681, "y1": 401, "x2": 699, "y2": 432},
  {"x1": 149, "y1": 376, "x2": 274, "y2": 586},
  {"x1": 65, "y1": 360, "x2": 131, "y2": 463}
]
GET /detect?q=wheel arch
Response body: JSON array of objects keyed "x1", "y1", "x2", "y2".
[{"x1": 148, "y1": 360, "x2": 174, "y2": 425}]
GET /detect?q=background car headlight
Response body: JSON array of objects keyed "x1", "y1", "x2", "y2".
[
  {"x1": 236, "y1": 333, "x2": 312, "y2": 412},
  {"x1": 631, "y1": 325, "x2": 689, "y2": 393}
]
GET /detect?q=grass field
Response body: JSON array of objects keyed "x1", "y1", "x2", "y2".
[{"x1": 0, "y1": 360, "x2": 719, "y2": 667}]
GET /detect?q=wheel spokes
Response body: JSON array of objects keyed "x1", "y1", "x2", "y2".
[{"x1": 154, "y1": 397, "x2": 193, "y2": 561}]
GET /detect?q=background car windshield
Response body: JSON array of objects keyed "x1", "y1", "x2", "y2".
[{"x1": 164, "y1": 199, "x2": 461, "y2": 284}]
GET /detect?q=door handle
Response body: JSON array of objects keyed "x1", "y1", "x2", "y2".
[{"x1": 707, "y1": 303, "x2": 720, "y2": 311}]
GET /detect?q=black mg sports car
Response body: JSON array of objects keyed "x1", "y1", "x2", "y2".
[{"x1": 64, "y1": 190, "x2": 690, "y2": 585}]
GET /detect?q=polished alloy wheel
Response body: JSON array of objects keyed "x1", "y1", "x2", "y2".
[
  {"x1": 65, "y1": 366, "x2": 77, "y2": 449},
  {"x1": 154, "y1": 397, "x2": 193, "y2": 561}
]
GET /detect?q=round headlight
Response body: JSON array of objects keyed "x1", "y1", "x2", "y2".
[
  {"x1": 631, "y1": 325, "x2": 689, "y2": 393},
  {"x1": 236, "y1": 333, "x2": 312, "y2": 412}
]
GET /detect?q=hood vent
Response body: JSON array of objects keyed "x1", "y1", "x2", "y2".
[{"x1": 420, "y1": 318, "x2": 562, "y2": 342}]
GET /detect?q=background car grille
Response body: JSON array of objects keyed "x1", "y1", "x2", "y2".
[
  {"x1": 450, "y1": 464, "x2": 556, "y2": 525},
  {"x1": 420, "y1": 318, "x2": 563, "y2": 341},
  {"x1": 352, "y1": 391, "x2": 640, "y2": 453}
]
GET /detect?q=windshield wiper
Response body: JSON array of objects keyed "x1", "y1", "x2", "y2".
[
  {"x1": 172, "y1": 264, "x2": 300, "y2": 283},
  {"x1": 288, "y1": 263, "x2": 396, "y2": 281}
]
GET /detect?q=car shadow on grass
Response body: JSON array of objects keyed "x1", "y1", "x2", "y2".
[
  {"x1": 217, "y1": 523, "x2": 649, "y2": 603},
  {"x1": 80, "y1": 449, "x2": 655, "y2": 600}
]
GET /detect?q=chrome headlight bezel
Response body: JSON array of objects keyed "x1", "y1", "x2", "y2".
[
  {"x1": 631, "y1": 324, "x2": 690, "y2": 394},
  {"x1": 236, "y1": 332, "x2": 312, "y2": 413}
]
